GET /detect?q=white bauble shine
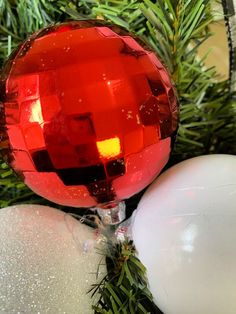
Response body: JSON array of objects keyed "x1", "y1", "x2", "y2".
[
  {"x1": 132, "y1": 154, "x2": 236, "y2": 314},
  {"x1": 0, "y1": 205, "x2": 105, "y2": 313}
]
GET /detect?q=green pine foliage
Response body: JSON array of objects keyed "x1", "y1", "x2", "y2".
[
  {"x1": 0, "y1": 1, "x2": 235, "y2": 313},
  {"x1": 0, "y1": 0, "x2": 235, "y2": 204},
  {"x1": 90, "y1": 239, "x2": 162, "y2": 314}
]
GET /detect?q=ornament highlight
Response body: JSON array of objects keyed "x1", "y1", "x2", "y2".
[
  {"x1": 132, "y1": 154, "x2": 236, "y2": 314},
  {"x1": 0, "y1": 204, "x2": 104, "y2": 313},
  {"x1": 0, "y1": 20, "x2": 178, "y2": 208}
]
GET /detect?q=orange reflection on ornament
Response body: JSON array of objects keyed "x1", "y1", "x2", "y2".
[
  {"x1": 29, "y1": 99, "x2": 43, "y2": 124},
  {"x1": 96, "y1": 137, "x2": 121, "y2": 158}
]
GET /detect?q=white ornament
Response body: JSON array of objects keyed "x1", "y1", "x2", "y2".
[
  {"x1": 0, "y1": 204, "x2": 105, "y2": 313},
  {"x1": 132, "y1": 154, "x2": 236, "y2": 314}
]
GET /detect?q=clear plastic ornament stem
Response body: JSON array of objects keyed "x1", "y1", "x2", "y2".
[{"x1": 96, "y1": 201, "x2": 126, "y2": 225}]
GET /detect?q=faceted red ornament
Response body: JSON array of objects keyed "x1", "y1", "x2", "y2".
[{"x1": 0, "y1": 20, "x2": 178, "y2": 208}]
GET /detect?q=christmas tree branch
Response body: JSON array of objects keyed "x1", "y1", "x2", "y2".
[
  {"x1": 0, "y1": 1, "x2": 235, "y2": 312},
  {"x1": 90, "y1": 239, "x2": 162, "y2": 314}
]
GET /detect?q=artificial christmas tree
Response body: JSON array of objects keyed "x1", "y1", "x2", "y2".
[{"x1": 0, "y1": 1, "x2": 236, "y2": 313}]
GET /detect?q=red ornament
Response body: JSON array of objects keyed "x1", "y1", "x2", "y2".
[{"x1": 0, "y1": 20, "x2": 178, "y2": 208}]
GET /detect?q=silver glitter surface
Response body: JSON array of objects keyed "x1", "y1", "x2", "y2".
[{"x1": 0, "y1": 205, "x2": 106, "y2": 314}]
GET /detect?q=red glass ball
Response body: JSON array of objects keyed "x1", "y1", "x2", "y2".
[{"x1": 0, "y1": 21, "x2": 178, "y2": 208}]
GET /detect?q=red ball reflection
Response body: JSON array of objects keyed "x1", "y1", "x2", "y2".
[{"x1": 0, "y1": 21, "x2": 178, "y2": 207}]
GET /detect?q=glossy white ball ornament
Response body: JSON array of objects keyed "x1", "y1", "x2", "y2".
[
  {"x1": 0, "y1": 205, "x2": 104, "y2": 313},
  {"x1": 132, "y1": 155, "x2": 236, "y2": 314}
]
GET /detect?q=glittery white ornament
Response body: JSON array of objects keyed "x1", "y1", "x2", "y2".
[
  {"x1": 0, "y1": 205, "x2": 105, "y2": 313},
  {"x1": 132, "y1": 154, "x2": 236, "y2": 314}
]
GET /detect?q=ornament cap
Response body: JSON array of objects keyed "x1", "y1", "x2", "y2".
[{"x1": 96, "y1": 201, "x2": 126, "y2": 225}]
